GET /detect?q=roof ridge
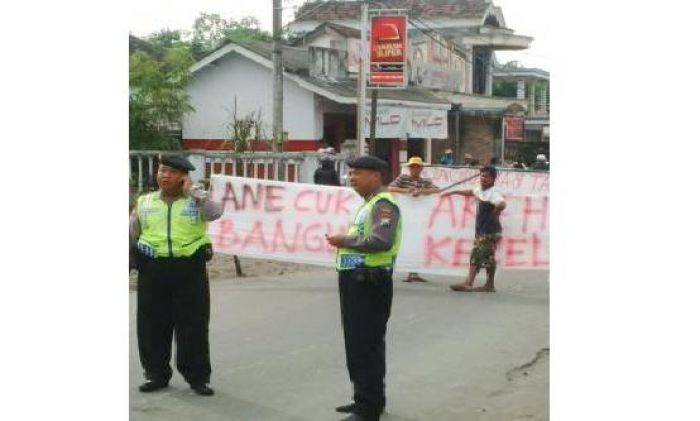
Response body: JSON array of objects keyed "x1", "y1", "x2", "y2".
[{"x1": 294, "y1": 0, "x2": 491, "y2": 22}]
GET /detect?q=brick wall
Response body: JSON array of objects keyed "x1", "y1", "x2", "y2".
[{"x1": 459, "y1": 116, "x2": 499, "y2": 165}]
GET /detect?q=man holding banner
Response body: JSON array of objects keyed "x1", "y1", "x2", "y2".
[
  {"x1": 326, "y1": 155, "x2": 402, "y2": 421},
  {"x1": 388, "y1": 156, "x2": 439, "y2": 283},
  {"x1": 443, "y1": 165, "x2": 507, "y2": 292}
]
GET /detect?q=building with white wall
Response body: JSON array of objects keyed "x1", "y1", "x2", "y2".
[
  {"x1": 182, "y1": 0, "x2": 534, "y2": 175},
  {"x1": 183, "y1": 42, "x2": 322, "y2": 151},
  {"x1": 183, "y1": 39, "x2": 452, "y2": 178}
]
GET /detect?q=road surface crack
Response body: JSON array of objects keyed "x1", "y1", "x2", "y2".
[{"x1": 506, "y1": 347, "x2": 549, "y2": 381}]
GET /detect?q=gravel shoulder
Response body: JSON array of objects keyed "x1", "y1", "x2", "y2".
[{"x1": 129, "y1": 253, "x2": 329, "y2": 289}]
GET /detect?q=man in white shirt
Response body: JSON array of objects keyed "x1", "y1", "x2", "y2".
[{"x1": 442, "y1": 166, "x2": 506, "y2": 292}]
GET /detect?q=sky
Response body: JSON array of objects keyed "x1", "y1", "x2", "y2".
[{"x1": 129, "y1": 0, "x2": 551, "y2": 69}]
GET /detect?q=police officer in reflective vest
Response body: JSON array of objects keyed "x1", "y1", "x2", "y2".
[
  {"x1": 129, "y1": 155, "x2": 223, "y2": 396},
  {"x1": 326, "y1": 156, "x2": 402, "y2": 421}
]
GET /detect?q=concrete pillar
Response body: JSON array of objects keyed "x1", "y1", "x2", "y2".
[
  {"x1": 340, "y1": 138, "x2": 356, "y2": 157},
  {"x1": 517, "y1": 80, "x2": 526, "y2": 100},
  {"x1": 452, "y1": 109, "x2": 462, "y2": 164},
  {"x1": 187, "y1": 153, "x2": 206, "y2": 183},
  {"x1": 485, "y1": 50, "x2": 494, "y2": 96},
  {"x1": 300, "y1": 155, "x2": 318, "y2": 184},
  {"x1": 293, "y1": 161, "x2": 302, "y2": 183},
  {"x1": 137, "y1": 157, "x2": 143, "y2": 192},
  {"x1": 500, "y1": 117, "x2": 505, "y2": 162},
  {"x1": 539, "y1": 85, "x2": 548, "y2": 114},
  {"x1": 425, "y1": 138, "x2": 432, "y2": 164},
  {"x1": 277, "y1": 159, "x2": 284, "y2": 181},
  {"x1": 147, "y1": 156, "x2": 154, "y2": 186},
  {"x1": 528, "y1": 82, "x2": 536, "y2": 116}
]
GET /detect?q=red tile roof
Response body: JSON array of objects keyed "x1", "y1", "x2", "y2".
[{"x1": 295, "y1": 0, "x2": 490, "y2": 22}]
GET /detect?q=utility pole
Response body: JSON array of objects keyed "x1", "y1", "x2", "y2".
[
  {"x1": 356, "y1": 1, "x2": 368, "y2": 156},
  {"x1": 369, "y1": 89, "x2": 378, "y2": 155},
  {"x1": 272, "y1": 0, "x2": 283, "y2": 154}
]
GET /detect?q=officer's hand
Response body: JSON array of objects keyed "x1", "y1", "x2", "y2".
[
  {"x1": 182, "y1": 175, "x2": 193, "y2": 195},
  {"x1": 325, "y1": 234, "x2": 345, "y2": 248}
]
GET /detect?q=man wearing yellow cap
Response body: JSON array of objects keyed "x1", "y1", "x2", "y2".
[{"x1": 388, "y1": 156, "x2": 440, "y2": 282}]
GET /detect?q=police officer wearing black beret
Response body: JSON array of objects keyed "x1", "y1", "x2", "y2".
[
  {"x1": 130, "y1": 155, "x2": 223, "y2": 396},
  {"x1": 326, "y1": 155, "x2": 403, "y2": 421}
]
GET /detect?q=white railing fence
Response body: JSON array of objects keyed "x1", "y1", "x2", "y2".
[{"x1": 129, "y1": 150, "x2": 350, "y2": 193}]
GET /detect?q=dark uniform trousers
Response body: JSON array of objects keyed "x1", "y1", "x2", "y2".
[
  {"x1": 136, "y1": 247, "x2": 211, "y2": 385},
  {"x1": 339, "y1": 268, "x2": 393, "y2": 418}
]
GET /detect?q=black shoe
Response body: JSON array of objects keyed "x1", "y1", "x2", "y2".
[
  {"x1": 335, "y1": 403, "x2": 357, "y2": 413},
  {"x1": 338, "y1": 413, "x2": 379, "y2": 421},
  {"x1": 138, "y1": 380, "x2": 168, "y2": 393},
  {"x1": 190, "y1": 383, "x2": 215, "y2": 396}
]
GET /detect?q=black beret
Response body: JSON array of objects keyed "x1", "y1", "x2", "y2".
[
  {"x1": 160, "y1": 155, "x2": 195, "y2": 172},
  {"x1": 346, "y1": 155, "x2": 389, "y2": 173}
]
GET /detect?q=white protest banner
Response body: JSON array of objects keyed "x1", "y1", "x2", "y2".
[
  {"x1": 208, "y1": 174, "x2": 549, "y2": 276},
  {"x1": 403, "y1": 165, "x2": 550, "y2": 197}
]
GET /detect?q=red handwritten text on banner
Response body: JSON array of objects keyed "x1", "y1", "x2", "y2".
[{"x1": 209, "y1": 173, "x2": 549, "y2": 275}]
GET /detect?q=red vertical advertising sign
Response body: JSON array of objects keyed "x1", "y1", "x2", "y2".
[
  {"x1": 504, "y1": 116, "x2": 525, "y2": 141},
  {"x1": 369, "y1": 15, "x2": 407, "y2": 88}
]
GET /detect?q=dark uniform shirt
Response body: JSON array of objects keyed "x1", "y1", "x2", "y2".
[
  {"x1": 340, "y1": 189, "x2": 401, "y2": 253},
  {"x1": 473, "y1": 185, "x2": 505, "y2": 236}
]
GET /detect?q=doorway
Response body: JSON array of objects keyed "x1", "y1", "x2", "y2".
[
  {"x1": 323, "y1": 113, "x2": 355, "y2": 151},
  {"x1": 406, "y1": 138, "x2": 426, "y2": 161}
]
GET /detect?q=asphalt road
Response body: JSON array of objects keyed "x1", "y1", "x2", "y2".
[{"x1": 129, "y1": 269, "x2": 549, "y2": 421}]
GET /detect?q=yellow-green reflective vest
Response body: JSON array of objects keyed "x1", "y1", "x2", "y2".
[
  {"x1": 136, "y1": 191, "x2": 211, "y2": 258},
  {"x1": 336, "y1": 191, "x2": 402, "y2": 271}
]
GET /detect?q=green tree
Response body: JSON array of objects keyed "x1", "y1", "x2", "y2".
[
  {"x1": 129, "y1": 46, "x2": 194, "y2": 150},
  {"x1": 224, "y1": 16, "x2": 272, "y2": 42},
  {"x1": 189, "y1": 13, "x2": 272, "y2": 59},
  {"x1": 147, "y1": 29, "x2": 186, "y2": 50},
  {"x1": 190, "y1": 13, "x2": 230, "y2": 58},
  {"x1": 129, "y1": 34, "x2": 165, "y2": 59},
  {"x1": 492, "y1": 80, "x2": 518, "y2": 98},
  {"x1": 128, "y1": 13, "x2": 274, "y2": 150}
]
